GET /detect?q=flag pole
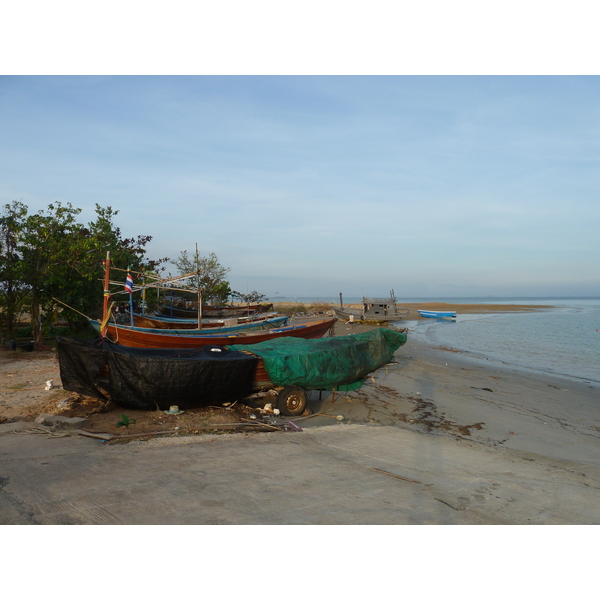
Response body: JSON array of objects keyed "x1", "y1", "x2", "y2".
[
  {"x1": 141, "y1": 267, "x2": 146, "y2": 315},
  {"x1": 127, "y1": 266, "x2": 134, "y2": 327},
  {"x1": 101, "y1": 251, "x2": 111, "y2": 338}
]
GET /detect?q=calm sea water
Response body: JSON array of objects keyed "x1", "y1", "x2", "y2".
[
  {"x1": 402, "y1": 298, "x2": 600, "y2": 384},
  {"x1": 278, "y1": 296, "x2": 600, "y2": 384}
]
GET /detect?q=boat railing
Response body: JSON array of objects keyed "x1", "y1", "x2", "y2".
[{"x1": 363, "y1": 297, "x2": 397, "y2": 304}]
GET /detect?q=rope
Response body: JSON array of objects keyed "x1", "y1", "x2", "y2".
[
  {"x1": 99, "y1": 301, "x2": 115, "y2": 334},
  {"x1": 12, "y1": 424, "x2": 82, "y2": 438},
  {"x1": 107, "y1": 309, "x2": 120, "y2": 342},
  {"x1": 52, "y1": 297, "x2": 91, "y2": 321},
  {"x1": 1, "y1": 388, "x2": 48, "y2": 393}
]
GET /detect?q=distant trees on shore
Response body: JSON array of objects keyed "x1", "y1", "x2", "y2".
[{"x1": 172, "y1": 247, "x2": 232, "y2": 306}]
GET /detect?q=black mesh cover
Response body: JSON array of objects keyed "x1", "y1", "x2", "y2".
[{"x1": 56, "y1": 337, "x2": 259, "y2": 410}]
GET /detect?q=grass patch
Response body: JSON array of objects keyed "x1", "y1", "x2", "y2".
[
  {"x1": 7, "y1": 383, "x2": 29, "y2": 390},
  {"x1": 310, "y1": 302, "x2": 332, "y2": 313},
  {"x1": 274, "y1": 303, "x2": 308, "y2": 316}
]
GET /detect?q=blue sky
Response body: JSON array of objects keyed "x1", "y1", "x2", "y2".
[{"x1": 2, "y1": 75, "x2": 599, "y2": 299}]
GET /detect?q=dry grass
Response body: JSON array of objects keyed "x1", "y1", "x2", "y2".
[{"x1": 273, "y1": 302, "x2": 332, "y2": 315}]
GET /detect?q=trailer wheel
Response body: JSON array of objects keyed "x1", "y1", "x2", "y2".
[{"x1": 276, "y1": 386, "x2": 307, "y2": 416}]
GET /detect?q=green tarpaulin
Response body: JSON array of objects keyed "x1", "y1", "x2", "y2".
[{"x1": 228, "y1": 328, "x2": 407, "y2": 392}]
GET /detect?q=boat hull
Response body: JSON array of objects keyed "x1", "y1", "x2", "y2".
[
  {"x1": 417, "y1": 310, "x2": 456, "y2": 318},
  {"x1": 132, "y1": 311, "x2": 280, "y2": 328},
  {"x1": 332, "y1": 306, "x2": 409, "y2": 322},
  {"x1": 94, "y1": 318, "x2": 337, "y2": 349},
  {"x1": 157, "y1": 303, "x2": 264, "y2": 318},
  {"x1": 130, "y1": 314, "x2": 288, "y2": 332}
]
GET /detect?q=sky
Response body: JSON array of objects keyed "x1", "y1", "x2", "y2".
[{"x1": 2, "y1": 11, "x2": 599, "y2": 300}]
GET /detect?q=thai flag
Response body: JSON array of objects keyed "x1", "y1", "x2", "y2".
[{"x1": 125, "y1": 272, "x2": 134, "y2": 294}]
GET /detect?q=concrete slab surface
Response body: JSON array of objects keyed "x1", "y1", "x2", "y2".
[{"x1": 1, "y1": 422, "x2": 598, "y2": 525}]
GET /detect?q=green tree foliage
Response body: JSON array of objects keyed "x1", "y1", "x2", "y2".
[
  {"x1": 19, "y1": 202, "x2": 86, "y2": 345},
  {"x1": 0, "y1": 201, "x2": 29, "y2": 339},
  {"x1": 172, "y1": 249, "x2": 231, "y2": 305},
  {"x1": 77, "y1": 205, "x2": 168, "y2": 320},
  {"x1": 0, "y1": 201, "x2": 168, "y2": 346}
]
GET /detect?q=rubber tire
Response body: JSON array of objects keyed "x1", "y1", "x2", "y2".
[{"x1": 276, "y1": 385, "x2": 307, "y2": 416}]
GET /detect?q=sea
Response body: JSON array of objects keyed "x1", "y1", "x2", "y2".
[{"x1": 277, "y1": 296, "x2": 600, "y2": 384}]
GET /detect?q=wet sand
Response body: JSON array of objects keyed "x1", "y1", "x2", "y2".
[{"x1": 321, "y1": 320, "x2": 600, "y2": 468}]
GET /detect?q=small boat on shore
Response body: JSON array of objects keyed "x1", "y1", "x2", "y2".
[{"x1": 418, "y1": 310, "x2": 456, "y2": 319}]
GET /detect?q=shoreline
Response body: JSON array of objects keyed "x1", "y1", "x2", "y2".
[
  {"x1": 320, "y1": 301, "x2": 598, "y2": 386},
  {"x1": 425, "y1": 338, "x2": 600, "y2": 387},
  {"x1": 401, "y1": 319, "x2": 600, "y2": 387},
  {"x1": 397, "y1": 336, "x2": 599, "y2": 465}
]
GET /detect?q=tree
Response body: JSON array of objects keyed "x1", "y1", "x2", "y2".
[
  {"x1": 77, "y1": 205, "x2": 169, "y2": 319},
  {"x1": 0, "y1": 201, "x2": 29, "y2": 340},
  {"x1": 4, "y1": 201, "x2": 168, "y2": 346},
  {"x1": 232, "y1": 290, "x2": 268, "y2": 305},
  {"x1": 19, "y1": 202, "x2": 86, "y2": 345},
  {"x1": 172, "y1": 248, "x2": 231, "y2": 305}
]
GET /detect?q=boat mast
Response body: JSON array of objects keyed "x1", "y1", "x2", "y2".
[
  {"x1": 196, "y1": 243, "x2": 202, "y2": 329},
  {"x1": 141, "y1": 267, "x2": 146, "y2": 315}
]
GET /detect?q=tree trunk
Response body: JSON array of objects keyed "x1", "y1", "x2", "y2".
[
  {"x1": 30, "y1": 292, "x2": 44, "y2": 348},
  {"x1": 4, "y1": 285, "x2": 17, "y2": 340}
]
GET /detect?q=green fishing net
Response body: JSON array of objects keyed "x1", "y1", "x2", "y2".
[{"x1": 229, "y1": 327, "x2": 407, "y2": 391}]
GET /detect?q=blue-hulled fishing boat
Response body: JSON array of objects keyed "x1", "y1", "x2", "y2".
[
  {"x1": 90, "y1": 315, "x2": 289, "y2": 336},
  {"x1": 131, "y1": 312, "x2": 285, "y2": 330},
  {"x1": 417, "y1": 310, "x2": 457, "y2": 319}
]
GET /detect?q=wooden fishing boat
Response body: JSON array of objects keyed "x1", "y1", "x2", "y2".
[
  {"x1": 203, "y1": 303, "x2": 273, "y2": 317},
  {"x1": 334, "y1": 291, "x2": 409, "y2": 323},
  {"x1": 417, "y1": 310, "x2": 456, "y2": 319},
  {"x1": 131, "y1": 312, "x2": 287, "y2": 330},
  {"x1": 158, "y1": 303, "x2": 263, "y2": 318},
  {"x1": 132, "y1": 313, "x2": 227, "y2": 329},
  {"x1": 91, "y1": 317, "x2": 337, "y2": 349},
  {"x1": 112, "y1": 315, "x2": 290, "y2": 335}
]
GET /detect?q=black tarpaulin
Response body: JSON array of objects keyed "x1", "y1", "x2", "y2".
[{"x1": 56, "y1": 337, "x2": 259, "y2": 410}]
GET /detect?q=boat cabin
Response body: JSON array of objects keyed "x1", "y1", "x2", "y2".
[{"x1": 362, "y1": 292, "x2": 399, "y2": 318}]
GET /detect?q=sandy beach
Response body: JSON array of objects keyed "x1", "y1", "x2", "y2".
[
  {"x1": 1, "y1": 304, "x2": 599, "y2": 524},
  {"x1": 272, "y1": 300, "x2": 554, "y2": 319}
]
